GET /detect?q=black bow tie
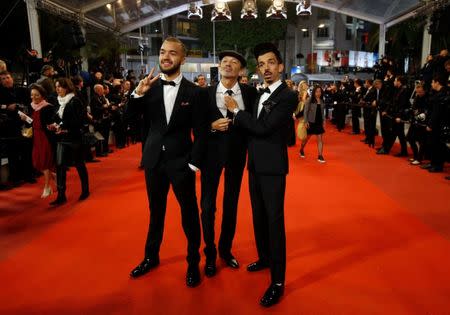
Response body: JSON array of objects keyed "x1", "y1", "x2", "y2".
[
  {"x1": 161, "y1": 80, "x2": 176, "y2": 86},
  {"x1": 225, "y1": 89, "x2": 234, "y2": 96},
  {"x1": 258, "y1": 87, "x2": 270, "y2": 95}
]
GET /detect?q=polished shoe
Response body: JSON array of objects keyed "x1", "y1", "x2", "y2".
[
  {"x1": 41, "y1": 186, "x2": 53, "y2": 199},
  {"x1": 376, "y1": 148, "x2": 388, "y2": 155},
  {"x1": 49, "y1": 196, "x2": 67, "y2": 206},
  {"x1": 260, "y1": 284, "x2": 284, "y2": 307},
  {"x1": 360, "y1": 138, "x2": 368, "y2": 143},
  {"x1": 130, "y1": 257, "x2": 159, "y2": 278},
  {"x1": 186, "y1": 264, "x2": 201, "y2": 287},
  {"x1": 410, "y1": 160, "x2": 421, "y2": 165},
  {"x1": 247, "y1": 260, "x2": 269, "y2": 272},
  {"x1": 420, "y1": 163, "x2": 432, "y2": 169},
  {"x1": 428, "y1": 167, "x2": 443, "y2": 173},
  {"x1": 394, "y1": 152, "x2": 408, "y2": 157},
  {"x1": 204, "y1": 260, "x2": 217, "y2": 278},
  {"x1": 221, "y1": 255, "x2": 239, "y2": 269},
  {"x1": 299, "y1": 149, "x2": 305, "y2": 158},
  {"x1": 79, "y1": 191, "x2": 90, "y2": 201}
]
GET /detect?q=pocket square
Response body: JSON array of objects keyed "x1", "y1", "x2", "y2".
[{"x1": 181, "y1": 101, "x2": 190, "y2": 106}]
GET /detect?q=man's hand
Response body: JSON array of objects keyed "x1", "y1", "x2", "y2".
[
  {"x1": 426, "y1": 126, "x2": 432, "y2": 132},
  {"x1": 211, "y1": 118, "x2": 232, "y2": 132},
  {"x1": 395, "y1": 118, "x2": 401, "y2": 123},
  {"x1": 305, "y1": 122, "x2": 310, "y2": 129},
  {"x1": 381, "y1": 111, "x2": 387, "y2": 116},
  {"x1": 224, "y1": 95, "x2": 238, "y2": 111},
  {"x1": 6, "y1": 104, "x2": 17, "y2": 111},
  {"x1": 135, "y1": 67, "x2": 160, "y2": 96}
]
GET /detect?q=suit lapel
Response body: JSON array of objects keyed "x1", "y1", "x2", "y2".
[
  {"x1": 209, "y1": 85, "x2": 223, "y2": 119},
  {"x1": 154, "y1": 80, "x2": 167, "y2": 128},
  {"x1": 167, "y1": 77, "x2": 186, "y2": 128},
  {"x1": 256, "y1": 81, "x2": 287, "y2": 119}
]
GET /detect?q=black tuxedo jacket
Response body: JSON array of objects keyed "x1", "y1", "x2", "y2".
[
  {"x1": 204, "y1": 83, "x2": 257, "y2": 169},
  {"x1": 234, "y1": 82, "x2": 297, "y2": 175},
  {"x1": 54, "y1": 96, "x2": 85, "y2": 143},
  {"x1": 127, "y1": 77, "x2": 208, "y2": 170}
]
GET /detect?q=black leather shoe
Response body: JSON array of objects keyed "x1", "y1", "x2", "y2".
[
  {"x1": 247, "y1": 260, "x2": 269, "y2": 272},
  {"x1": 204, "y1": 260, "x2": 217, "y2": 278},
  {"x1": 260, "y1": 284, "x2": 284, "y2": 307},
  {"x1": 79, "y1": 191, "x2": 90, "y2": 201},
  {"x1": 221, "y1": 255, "x2": 239, "y2": 269},
  {"x1": 130, "y1": 257, "x2": 159, "y2": 278},
  {"x1": 428, "y1": 167, "x2": 443, "y2": 173},
  {"x1": 360, "y1": 138, "x2": 368, "y2": 143},
  {"x1": 49, "y1": 196, "x2": 67, "y2": 206},
  {"x1": 394, "y1": 152, "x2": 408, "y2": 157},
  {"x1": 420, "y1": 163, "x2": 432, "y2": 169},
  {"x1": 186, "y1": 264, "x2": 200, "y2": 287},
  {"x1": 376, "y1": 148, "x2": 388, "y2": 155}
]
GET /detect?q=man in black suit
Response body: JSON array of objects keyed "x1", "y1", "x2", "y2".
[
  {"x1": 225, "y1": 43, "x2": 297, "y2": 307},
  {"x1": 128, "y1": 37, "x2": 208, "y2": 287},
  {"x1": 201, "y1": 50, "x2": 257, "y2": 277}
]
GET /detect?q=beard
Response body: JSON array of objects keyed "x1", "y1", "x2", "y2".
[{"x1": 159, "y1": 60, "x2": 181, "y2": 76}]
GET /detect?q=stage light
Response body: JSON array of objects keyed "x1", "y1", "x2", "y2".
[
  {"x1": 188, "y1": 2, "x2": 203, "y2": 19},
  {"x1": 318, "y1": 23, "x2": 325, "y2": 28},
  {"x1": 266, "y1": 0, "x2": 287, "y2": 19},
  {"x1": 241, "y1": 0, "x2": 258, "y2": 19},
  {"x1": 301, "y1": 28, "x2": 308, "y2": 32},
  {"x1": 211, "y1": 1, "x2": 232, "y2": 21},
  {"x1": 296, "y1": 0, "x2": 311, "y2": 16},
  {"x1": 106, "y1": 3, "x2": 112, "y2": 10}
]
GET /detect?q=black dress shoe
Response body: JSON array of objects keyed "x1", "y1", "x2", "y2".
[
  {"x1": 49, "y1": 196, "x2": 67, "y2": 206},
  {"x1": 86, "y1": 159, "x2": 101, "y2": 163},
  {"x1": 186, "y1": 264, "x2": 200, "y2": 287},
  {"x1": 360, "y1": 138, "x2": 368, "y2": 143},
  {"x1": 421, "y1": 163, "x2": 432, "y2": 169},
  {"x1": 394, "y1": 152, "x2": 408, "y2": 157},
  {"x1": 79, "y1": 191, "x2": 90, "y2": 201},
  {"x1": 260, "y1": 284, "x2": 284, "y2": 307},
  {"x1": 204, "y1": 260, "x2": 217, "y2": 278},
  {"x1": 247, "y1": 260, "x2": 269, "y2": 272},
  {"x1": 376, "y1": 148, "x2": 388, "y2": 155},
  {"x1": 130, "y1": 257, "x2": 159, "y2": 278},
  {"x1": 428, "y1": 167, "x2": 443, "y2": 173},
  {"x1": 221, "y1": 255, "x2": 239, "y2": 269}
]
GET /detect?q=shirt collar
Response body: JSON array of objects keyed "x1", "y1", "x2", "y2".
[
  {"x1": 264, "y1": 79, "x2": 282, "y2": 94},
  {"x1": 217, "y1": 81, "x2": 240, "y2": 95},
  {"x1": 160, "y1": 72, "x2": 183, "y2": 85}
]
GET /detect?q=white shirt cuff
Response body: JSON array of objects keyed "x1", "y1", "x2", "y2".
[
  {"x1": 188, "y1": 163, "x2": 199, "y2": 172},
  {"x1": 131, "y1": 89, "x2": 144, "y2": 98}
]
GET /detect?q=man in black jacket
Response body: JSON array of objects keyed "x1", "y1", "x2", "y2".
[
  {"x1": 201, "y1": 50, "x2": 257, "y2": 277},
  {"x1": 127, "y1": 37, "x2": 208, "y2": 288},
  {"x1": 379, "y1": 75, "x2": 409, "y2": 156},
  {"x1": 225, "y1": 43, "x2": 297, "y2": 307}
]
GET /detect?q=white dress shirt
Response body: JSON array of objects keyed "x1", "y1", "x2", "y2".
[
  {"x1": 257, "y1": 80, "x2": 282, "y2": 117},
  {"x1": 216, "y1": 81, "x2": 245, "y2": 117}
]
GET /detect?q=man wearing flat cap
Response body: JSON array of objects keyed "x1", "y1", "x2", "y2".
[
  {"x1": 201, "y1": 50, "x2": 257, "y2": 277},
  {"x1": 225, "y1": 42, "x2": 297, "y2": 307}
]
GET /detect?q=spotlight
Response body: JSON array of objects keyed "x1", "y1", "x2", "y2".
[
  {"x1": 266, "y1": 0, "x2": 287, "y2": 19},
  {"x1": 318, "y1": 23, "x2": 325, "y2": 28},
  {"x1": 296, "y1": 0, "x2": 311, "y2": 16},
  {"x1": 188, "y1": 2, "x2": 203, "y2": 19},
  {"x1": 211, "y1": 1, "x2": 232, "y2": 21},
  {"x1": 241, "y1": 0, "x2": 258, "y2": 19}
]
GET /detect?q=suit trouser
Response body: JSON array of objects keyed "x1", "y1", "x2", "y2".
[
  {"x1": 384, "y1": 122, "x2": 407, "y2": 154},
  {"x1": 380, "y1": 114, "x2": 392, "y2": 150},
  {"x1": 56, "y1": 142, "x2": 89, "y2": 197},
  {"x1": 200, "y1": 159, "x2": 245, "y2": 261},
  {"x1": 144, "y1": 156, "x2": 201, "y2": 266},
  {"x1": 366, "y1": 110, "x2": 377, "y2": 145},
  {"x1": 362, "y1": 107, "x2": 370, "y2": 137},
  {"x1": 351, "y1": 106, "x2": 361, "y2": 133},
  {"x1": 430, "y1": 132, "x2": 447, "y2": 169},
  {"x1": 335, "y1": 104, "x2": 347, "y2": 131},
  {"x1": 249, "y1": 171, "x2": 286, "y2": 284}
]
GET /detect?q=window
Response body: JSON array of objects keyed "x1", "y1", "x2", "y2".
[
  {"x1": 176, "y1": 21, "x2": 198, "y2": 36},
  {"x1": 317, "y1": 27, "x2": 329, "y2": 38},
  {"x1": 345, "y1": 28, "x2": 352, "y2": 40},
  {"x1": 346, "y1": 16, "x2": 353, "y2": 24}
]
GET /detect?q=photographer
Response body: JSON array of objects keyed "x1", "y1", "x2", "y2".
[{"x1": 406, "y1": 84, "x2": 429, "y2": 165}]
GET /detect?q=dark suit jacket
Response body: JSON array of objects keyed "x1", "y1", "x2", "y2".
[
  {"x1": 204, "y1": 83, "x2": 257, "y2": 169},
  {"x1": 127, "y1": 77, "x2": 208, "y2": 170},
  {"x1": 234, "y1": 82, "x2": 297, "y2": 175},
  {"x1": 54, "y1": 96, "x2": 85, "y2": 143}
]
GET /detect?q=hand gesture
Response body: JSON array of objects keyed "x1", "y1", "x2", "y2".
[
  {"x1": 224, "y1": 95, "x2": 238, "y2": 111},
  {"x1": 135, "y1": 67, "x2": 160, "y2": 96},
  {"x1": 211, "y1": 118, "x2": 232, "y2": 132}
]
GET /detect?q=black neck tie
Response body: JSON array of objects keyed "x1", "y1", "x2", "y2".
[
  {"x1": 258, "y1": 87, "x2": 270, "y2": 95},
  {"x1": 161, "y1": 80, "x2": 176, "y2": 86},
  {"x1": 225, "y1": 90, "x2": 234, "y2": 119}
]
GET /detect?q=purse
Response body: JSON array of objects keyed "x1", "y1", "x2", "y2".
[{"x1": 21, "y1": 126, "x2": 33, "y2": 138}]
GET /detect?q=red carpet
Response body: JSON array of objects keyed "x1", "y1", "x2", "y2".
[{"x1": 1, "y1": 124, "x2": 449, "y2": 315}]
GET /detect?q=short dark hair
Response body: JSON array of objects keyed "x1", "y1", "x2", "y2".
[
  {"x1": 253, "y1": 42, "x2": 283, "y2": 64},
  {"x1": 0, "y1": 70, "x2": 11, "y2": 77},
  {"x1": 432, "y1": 74, "x2": 446, "y2": 86},
  {"x1": 29, "y1": 83, "x2": 48, "y2": 99},
  {"x1": 395, "y1": 75, "x2": 407, "y2": 86},
  {"x1": 365, "y1": 79, "x2": 373, "y2": 85},
  {"x1": 164, "y1": 36, "x2": 187, "y2": 56},
  {"x1": 71, "y1": 75, "x2": 83, "y2": 86},
  {"x1": 55, "y1": 77, "x2": 75, "y2": 93}
]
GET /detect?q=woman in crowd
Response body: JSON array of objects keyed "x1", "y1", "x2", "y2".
[
  {"x1": 48, "y1": 77, "x2": 89, "y2": 205},
  {"x1": 30, "y1": 84, "x2": 56, "y2": 198},
  {"x1": 295, "y1": 80, "x2": 310, "y2": 158},
  {"x1": 301, "y1": 85, "x2": 326, "y2": 163}
]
